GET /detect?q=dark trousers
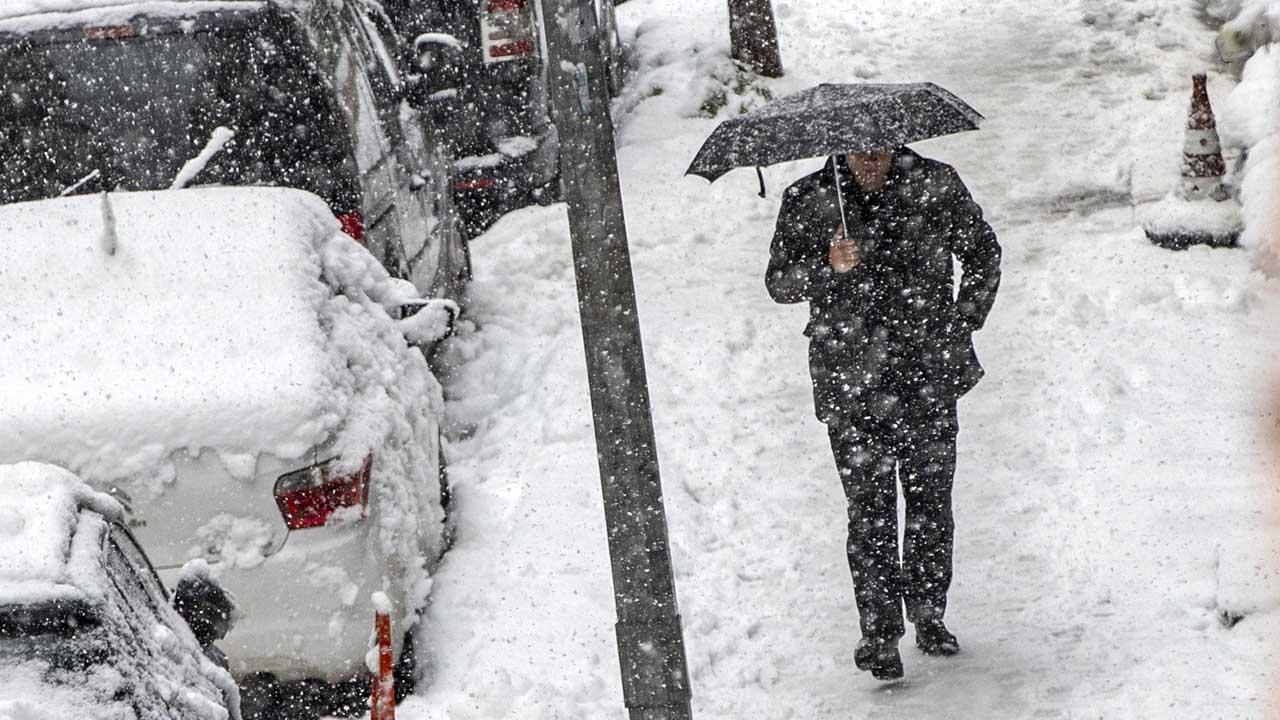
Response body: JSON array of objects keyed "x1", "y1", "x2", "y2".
[{"x1": 827, "y1": 401, "x2": 957, "y2": 641}]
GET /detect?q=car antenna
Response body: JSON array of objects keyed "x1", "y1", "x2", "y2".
[
  {"x1": 60, "y1": 168, "x2": 101, "y2": 197},
  {"x1": 100, "y1": 191, "x2": 118, "y2": 257}
]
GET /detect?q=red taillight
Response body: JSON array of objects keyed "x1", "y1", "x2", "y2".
[
  {"x1": 273, "y1": 455, "x2": 372, "y2": 530},
  {"x1": 337, "y1": 212, "x2": 365, "y2": 245},
  {"x1": 489, "y1": 40, "x2": 535, "y2": 59},
  {"x1": 84, "y1": 25, "x2": 137, "y2": 40},
  {"x1": 454, "y1": 177, "x2": 496, "y2": 191},
  {"x1": 481, "y1": 0, "x2": 536, "y2": 63}
]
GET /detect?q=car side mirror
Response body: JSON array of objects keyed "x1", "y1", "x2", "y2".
[
  {"x1": 408, "y1": 33, "x2": 465, "y2": 112},
  {"x1": 173, "y1": 563, "x2": 237, "y2": 649},
  {"x1": 399, "y1": 298, "x2": 459, "y2": 349}
]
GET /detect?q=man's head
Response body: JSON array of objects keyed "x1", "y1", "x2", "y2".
[{"x1": 845, "y1": 150, "x2": 894, "y2": 190}]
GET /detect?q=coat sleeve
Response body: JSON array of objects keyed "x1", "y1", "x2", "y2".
[
  {"x1": 941, "y1": 168, "x2": 1001, "y2": 332},
  {"x1": 766, "y1": 184, "x2": 852, "y2": 305}
]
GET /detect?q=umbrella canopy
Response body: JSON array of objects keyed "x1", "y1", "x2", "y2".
[{"x1": 686, "y1": 82, "x2": 983, "y2": 182}]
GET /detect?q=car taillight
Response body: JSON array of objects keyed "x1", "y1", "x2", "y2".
[
  {"x1": 481, "y1": 0, "x2": 537, "y2": 63},
  {"x1": 84, "y1": 25, "x2": 137, "y2": 40},
  {"x1": 337, "y1": 212, "x2": 364, "y2": 245},
  {"x1": 274, "y1": 455, "x2": 372, "y2": 530},
  {"x1": 454, "y1": 177, "x2": 496, "y2": 191}
]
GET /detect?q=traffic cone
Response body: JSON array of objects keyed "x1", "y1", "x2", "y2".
[
  {"x1": 1142, "y1": 73, "x2": 1242, "y2": 250},
  {"x1": 1181, "y1": 73, "x2": 1229, "y2": 202},
  {"x1": 370, "y1": 595, "x2": 396, "y2": 720}
]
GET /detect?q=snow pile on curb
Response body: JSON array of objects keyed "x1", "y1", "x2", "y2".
[
  {"x1": 1220, "y1": 41, "x2": 1280, "y2": 271},
  {"x1": 1137, "y1": 193, "x2": 1244, "y2": 236}
]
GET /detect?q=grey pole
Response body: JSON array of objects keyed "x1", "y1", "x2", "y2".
[
  {"x1": 537, "y1": 1, "x2": 693, "y2": 718},
  {"x1": 727, "y1": 0, "x2": 784, "y2": 78}
]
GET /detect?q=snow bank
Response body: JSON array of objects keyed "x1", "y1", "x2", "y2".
[
  {"x1": 1138, "y1": 194, "x2": 1244, "y2": 236},
  {"x1": 1221, "y1": 44, "x2": 1280, "y2": 272}
]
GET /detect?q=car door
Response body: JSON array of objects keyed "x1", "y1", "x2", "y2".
[{"x1": 348, "y1": 3, "x2": 465, "y2": 299}]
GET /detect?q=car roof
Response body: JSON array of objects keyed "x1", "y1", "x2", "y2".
[
  {"x1": 0, "y1": 463, "x2": 122, "y2": 606},
  {"x1": 0, "y1": 0, "x2": 286, "y2": 35},
  {"x1": 0, "y1": 188, "x2": 345, "y2": 484},
  {"x1": 0, "y1": 0, "x2": 267, "y2": 22}
]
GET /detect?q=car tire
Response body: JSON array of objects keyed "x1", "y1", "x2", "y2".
[
  {"x1": 394, "y1": 627, "x2": 418, "y2": 702},
  {"x1": 238, "y1": 673, "x2": 281, "y2": 720}
]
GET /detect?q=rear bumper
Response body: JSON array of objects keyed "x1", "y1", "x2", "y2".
[
  {"x1": 453, "y1": 123, "x2": 560, "y2": 198},
  {"x1": 159, "y1": 522, "x2": 408, "y2": 684}
]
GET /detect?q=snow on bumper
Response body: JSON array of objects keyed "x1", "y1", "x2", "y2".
[{"x1": 159, "y1": 521, "x2": 407, "y2": 684}]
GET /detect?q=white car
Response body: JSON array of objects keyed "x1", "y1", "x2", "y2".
[
  {"x1": 0, "y1": 188, "x2": 454, "y2": 711},
  {"x1": 0, "y1": 462, "x2": 240, "y2": 720}
]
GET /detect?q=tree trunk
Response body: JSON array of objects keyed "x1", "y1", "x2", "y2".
[{"x1": 728, "y1": 0, "x2": 783, "y2": 78}]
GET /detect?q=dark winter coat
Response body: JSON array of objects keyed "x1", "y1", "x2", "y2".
[{"x1": 766, "y1": 149, "x2": 1001, "y2": 426}]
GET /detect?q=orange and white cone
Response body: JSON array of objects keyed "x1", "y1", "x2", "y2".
[
  {"x1": 1142, "y1": 73, "x2": 1242, "y2": 250},
  {"x1": 1181, "y1": 73, "x2": 1230, "y2": 202}
]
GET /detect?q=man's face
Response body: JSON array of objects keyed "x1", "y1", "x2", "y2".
[{"x1": 846, "y1": 151, "x2": 894, "y2": 181}]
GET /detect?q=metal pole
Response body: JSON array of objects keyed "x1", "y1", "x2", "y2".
[
  {"x1": 537, "y1": 1, "x2": 693, "y2": 718},
  {"x1": 727, "y1": 0, "x2": 783, "y2": 78}
]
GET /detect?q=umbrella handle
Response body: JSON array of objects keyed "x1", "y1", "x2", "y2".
[
  {"x1": 831, "y1": 155, "x2": 849, "y2": 237},
  {"x1": 756, "y1": 167, "x2": 766, "y2": 198}
]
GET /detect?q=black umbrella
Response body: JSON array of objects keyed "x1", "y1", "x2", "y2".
[
  {"x1": 686, "y1": 82, "x2": 982, "y2": 234},
  {"x1": 686, "y1": 82, "x2": 984, "y2": 183}
]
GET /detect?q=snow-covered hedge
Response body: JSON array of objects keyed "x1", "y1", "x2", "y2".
[{"x1": 1204, "y1": 1, "x2": 1280, "y2": 273}]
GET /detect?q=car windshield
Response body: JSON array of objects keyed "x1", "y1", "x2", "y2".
[
  {"x1": 0, "y1": 599, "x2": 99, "y2": 639},
  {"x1": 0, "y1": 18, "x2": 359, "y2": 211}
]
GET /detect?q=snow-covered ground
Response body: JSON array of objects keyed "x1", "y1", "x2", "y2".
[{"x1": 404, "y1": 0, "x2": 1280, "y2": 717}]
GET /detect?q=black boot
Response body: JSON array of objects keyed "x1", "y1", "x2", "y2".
[
  {"x1": 914, "y1": 619, "x2": 959, "y2": 656},
  {"x1": 854, "y1": 637, "x2": 904, "y2": 680}
]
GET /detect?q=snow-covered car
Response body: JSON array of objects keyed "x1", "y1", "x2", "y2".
[
  {"x1": 0, "y1": 462, "x2": 240, "y2": 720},
  {"x1": 0, "y1": 187, "x2": 454, "y2": 714},
  {"x1": 0, "y1": 0, "x2": 469, "y2": 303}
]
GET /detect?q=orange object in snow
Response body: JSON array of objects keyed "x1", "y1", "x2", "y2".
[{"x1": 371, "y1": 601, "x2": 396, "y2": 720}]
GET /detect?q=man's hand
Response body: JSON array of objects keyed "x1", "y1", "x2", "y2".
[{"x1": 829, "y1": 225, "x2": 860, "y2": 273}]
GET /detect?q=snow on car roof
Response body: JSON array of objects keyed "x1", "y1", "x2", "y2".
[
  {"x1": 0, "y1": 463, "x2": 121, "y2": 605},
  {"x1": 0, "y1": 0, "x2": 261, "y2": 21},
  {"x1": 0, "y1": 0, "x2": 279, "y2": 34},
  {"x1": 0, "y1": 187, "x2": 343, "y2": 484}
]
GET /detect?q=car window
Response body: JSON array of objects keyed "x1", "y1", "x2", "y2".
[
  {"x1": 344, "y1": 4, "x2": 411, "y2": 147},
  {"x1": 0, "y1": 18, "x2": 361, "y2": 213}
]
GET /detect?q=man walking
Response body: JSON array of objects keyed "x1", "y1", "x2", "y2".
[{"x1": 766, "y1": 148, "x2": 1001, "y2": 680}]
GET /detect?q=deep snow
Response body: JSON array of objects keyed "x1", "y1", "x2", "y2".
[{"x1": 406, "y1": 0, "x2": 1280, "y2": 717}]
